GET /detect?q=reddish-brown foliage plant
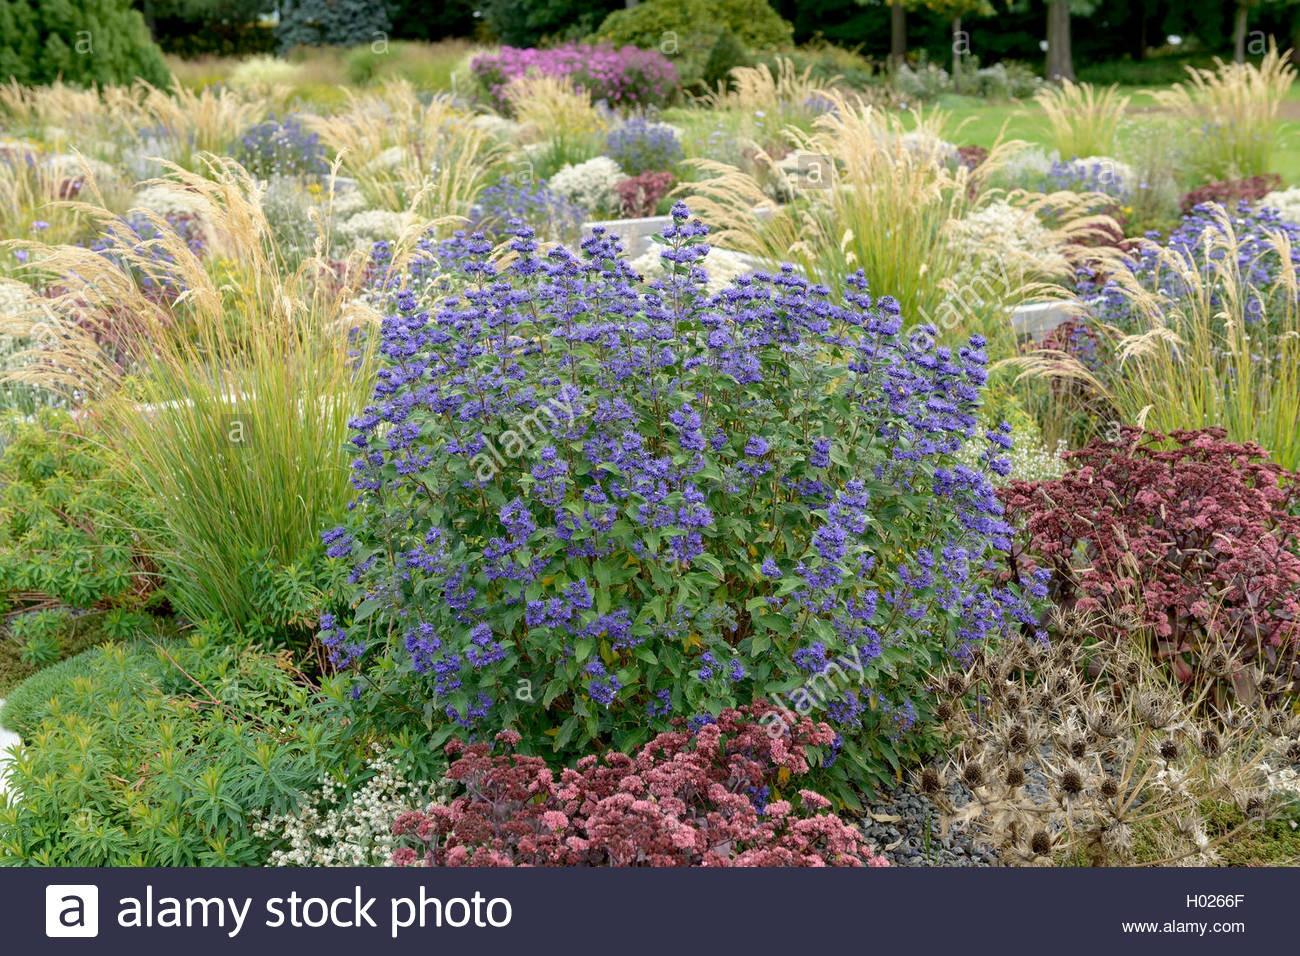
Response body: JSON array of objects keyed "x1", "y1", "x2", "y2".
[
  {"x1": 1001, "y1": 427, "x2": 1300, "y2": 693},
  {"x1": 391, "y1": 706, "x2": 889, "y2": 867}
]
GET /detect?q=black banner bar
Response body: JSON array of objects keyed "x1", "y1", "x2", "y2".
[{"x1": 4, "y1": 867, "x2": 1290, "y2": 954}]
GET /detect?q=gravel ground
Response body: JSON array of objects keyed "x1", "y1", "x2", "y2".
[
  {"x1": 860, "y1": 781, "x2": 999, "y2": 866},
  {"x1": 860, "y1": 759, "x2": 1054, "y2": 867}
]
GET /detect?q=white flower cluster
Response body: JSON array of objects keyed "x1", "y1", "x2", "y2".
[
  {"x1": 999, "y1": 145, "x2": 1055, "y2": 188},
  {"x1": 941, "y1": 199, "x2": 1057, "y2": 317},
  {"x1": 255, "y1": 749, "x2": 443, "y2": 867},
  {"x1": 0, "y1": 279, "x2": 37, "y2": 321},
  {"x1": 366, "y1": 145, "x2": 409, "y2": 173},
  {"x1": 548, "y1": 156, "x2": 624, "y2": 218},
  {"x1": 336, "y1": 208, "x2": 418, "y2": 249},
  {"x1": 1008, "y1": 437, "x2": 1068, "y2": 483},
  {"x1": 228, "y1": 55, "x2": 304, "y2": 91},
  {"x1": 957, "y1": 422, "x2": 1067, "y2": 485},
  {"x1": 630, "y1": 245, "x2": 757, "y2": 295},
  {"x1": 470, "y1": 113, "x2": 524, "y2": 143},
  {"x1": 1261, "y1": 186, "x2": 1300, "y2": 226},
  {"x1": 896, "y1": 131, "x2": 959, "y2": 167},
  {"x1": 42, "y1": 152, "x2": 117, "y2": 185},
  {"x1": 328, "y1": 183, "x2": 369, "y2": 218}
]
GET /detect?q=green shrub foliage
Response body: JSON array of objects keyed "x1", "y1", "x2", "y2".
[
  {"x1": 0, "y1": 411, "x2": 157, "y2": 613},
  {"x1": 0, "y1": 638, "x2": 358, "y2": 866},
  {"x1": 275, "y1": 0, "x2": 391, "y2": 53},
  {"x1": 596, "y1": 0, "x2": 793, "y2": 90},
  {"x1": 0, "y1": 0, "x2": 170, "y2": 87}
]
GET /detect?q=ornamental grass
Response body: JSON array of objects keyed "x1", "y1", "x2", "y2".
[
  {"x1": 1034, "y1": 80, "x2": 1129, "y2": 160},
  {"x1": 0, "y1": 156, "x2": 388, "y2": 630},
  {"x1": 1154, "y1": 45, "x2": 1296, "y2": 180},
  {"x1": 304, "y1": 82, "x2": 506, "y2": 227}
]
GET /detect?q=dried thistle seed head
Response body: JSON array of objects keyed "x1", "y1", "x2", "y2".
[
  {"x1": 1123, "y1": 660, "x2": 1142, "y2": 685},
  {"x1": 935, "y1": 700, "x2": 954, "y2": 722},
  {"x1": 1007, "y1": 724, "x2": 1030, "y2": 754},
  {"x1": 1030, "y1": 830, "x2": 1053, "y2": 856},
  {"x1": 1285, "y1": 740, "x2": 1300, "y2": 764},
  {"x1": 1005, "y1": 765, "x2": 1026, "y2": 788},
  {"x1": 1159, "y1": 739, "x2": 1180, "y2": 761},
  {"x1": 1100, "y1": 776, "x2": 1119, "y2": 798},
  {"x1": 1205, "y1": 649, "x2": 1231, "y2": 676},
  {"x1": 1200, "y1": 730, "x2": 1221, "y2": 757},
  {"x1": 1136, "y1": 693, "x2": 1172, "y2": 729},
  {"x1": 920, "y1": 766, "x2": 942, "y2": 794},
  {"x1": 1068, "y1": 738, "x2": 1087, "y2": 759},
  {"x1": 1258, "y1": 672, "x2": 1281, "y2": 696},
  {"x1": 945, "y1": 673, "x2": 966, "y2": 697},
  {"x1": 962, "y1": 761, "x2": 985, "y2": 788},
  {"x1": 1059, "y1": 766, "x2": 1085, "y2": 796},
  {"x1": 1101, "y1": 821, "x2": 1132, "y2": 855},
  {"x1": 1088, "y1": 710, "x2": 1122, "y2": 739}
]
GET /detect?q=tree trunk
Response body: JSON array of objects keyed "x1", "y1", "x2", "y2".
[
  {"x1": 890, "y1": 1, "x2": 907, "y2": 66},
  {"x1": 1233, "y1": 3, "x2": 1249, "y2": 63},
  {"x1": 952, "y1": 17, "x2": 962, "y2": 93},
  {"x1": 1128, "y1": 0, "x2": 1150, "y2": 62},
  {"x1": 1045, "y1": 0, "x2": 1075, "y2": 82}
]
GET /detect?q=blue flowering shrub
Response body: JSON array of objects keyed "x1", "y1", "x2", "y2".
[
  {"x1": 469, "y1": 179, "x2": 585, "y2": 244},
  {"x1": 324, "y1": 204, "x2": 1042, "y2": 799},
  {"x1": 234, "y1": 116, "x2": 328, "y2": 180},
  {"x1": 604, "y1": 119, "x2": 684, "y2": 177}
]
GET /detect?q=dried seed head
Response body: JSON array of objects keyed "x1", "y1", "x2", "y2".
[
  {"x1": 1005, "y1": 766, "x2": 1026, "y2": 788},
  {"x1": 1100, "y1": 776, "x2": 1119, "y2": 798},
  {"x1": 1159, "y1": 739, "x2": 1179, "y2": 761},
  {"x1": 1205, "y1": 650, "x2": 1230, "y2": 676},
  {"x1": 1285, "y1": 740, "x2": 1300, "y2": 764},
  {"x1": 1088, "y1": 710, "x2": 1121, "y2": 739},
  {"x1": 945, "y1": 674, "x2": 966, "y2": 697},
  {"x1": 1068, "y1": 738, "x2": 1087, "y2": 759},
  {"x1": 1060, "y1": 767, "x2": 1084, "y2": 796},
  {"x1": 1123, "y1": 661, "x2": 1142, "y2": 685},
  {"x1": 1030, "y1": 830, "x2": 1052, "y2": 856},
  {"x1": 962, "y1": 761, "x2": 984, "y2": 788},
  {"x1": 1007, "y1": 725, "x2": 1029, "y2": 754},
  {"x1": 1005, "y1": 691, "x2": 1023, "y2": 714},
  {"x1": 920, "y1": 767, "x2": 942, "y2": 794},
  {"x1": 935, "y1": 700, "x2": 954, "y2": 722},
  {"x1": 1200, "y1": 730, "x2": 1221, "y2": 757}
]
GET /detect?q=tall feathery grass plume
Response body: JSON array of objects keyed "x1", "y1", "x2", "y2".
[
  {"x1": 1154, "y1": 44, "x2": 1295, "y2": 180},
  {"x1": 1004, "y1": 202, "x2": 1300, "y2": 469},
  {"x1": 681, "y1": 92, "x2": 1117, "y2": 347},
  {"x1": 1034, "y1": 80, "x2": 1130, "y2": 159},
  {"x1": 305, "y1": 81, "x2": 506, "y2": 227},
  {"x1": 0, "y1": 156, "x2": 429, "y2": 629}
]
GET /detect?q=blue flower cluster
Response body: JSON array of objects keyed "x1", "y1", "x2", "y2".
[
  {"x1": 1080, "y1": 201, "x2": 1300, "y2": 334},
  {"x1": 1048, "y1": 157, "x2": 1130, "y2": 202},
  {"x1": 234, "y1": 115, "x2": 328, "y2": 179},
  {"x1": 470, "y1": 179, "x2": 585, "y2": 244},
  {"x1": 604, "y1": 118, "x2": 683, "y2": 176},
  {"x1": 89, "y1": 212, "x2": 206, "y2": 299},
  {"x1": 324, "y1": 202, "x2": 1041, "y2": 782}
]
